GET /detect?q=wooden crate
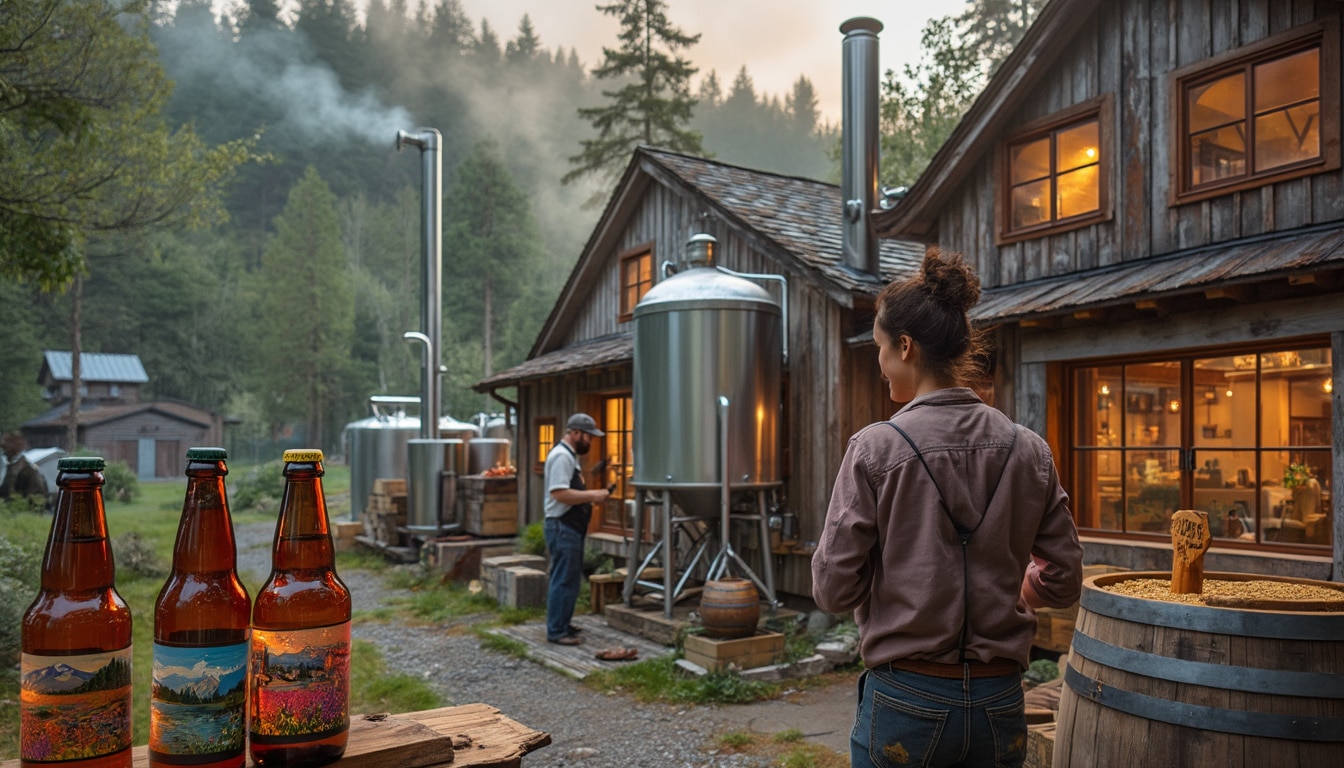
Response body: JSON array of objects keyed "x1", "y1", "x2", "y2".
[
  {"x1": 683, "y1": 630, "x2": 785, "y2": 672},
  {"x1": 1033, "y1": 564, "x2": 1129, "y2": 653},
  {"x1": 482, "y1": 554, "x2": 548, "y2": 599},
  {"x1": 460, "y1": 475, "x2": 518, "y2": 536},
  {"x1": 373, "y1": 477, "x2": 407, "y2": 496},
  {"x1": 587, "y1": 572, "x2": 624, "y2": 615},
  {"x1": 498, "y1": 566, "x2": 547, "y2": 609},
  {"x1": 1024, "y1": 722, "x2": 1055, "y2": 768}
]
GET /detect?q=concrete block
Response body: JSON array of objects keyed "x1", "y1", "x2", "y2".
[{"x1": 499, "y1": 565, "x2": 547, "y2": 609}]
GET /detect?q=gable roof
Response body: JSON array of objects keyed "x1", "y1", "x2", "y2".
[
  {"x1": 530, "y1": 146, "x2": 923, "y2": 359},
  {"x1": 23, "y1": 399, "x2": 214, "y2": 430},
  {"x1": 872, "y1": 0, "x2": 1100, "y2": 241},
  {"x1": 41, "y1": 351, "x2": 149, "y2": 384}
]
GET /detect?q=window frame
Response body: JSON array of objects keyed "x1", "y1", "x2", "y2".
[
  {"x1": 1169, "y1": 18, "x2": 1340, "y2": 206},
  {"x1": 1061, "y1": 338, "x2": 1333, "y2": 555},
  {"x1": 996, "y1": 95, "x2": 1114, "y2": 245},
  {"x1": 532, "y1": 417, "x2": 556, "y2": 475},
  {"x1": 617, "y1": 244, "x2": 654, "y2": 323}
]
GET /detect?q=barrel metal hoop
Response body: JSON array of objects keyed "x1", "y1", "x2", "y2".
[
  {"x1": 1080, "y1": 587, "x2": 1342, "y2": 641},
  {"x1": 1070, "y1": 631, "x2": 1344, "y2": 699},
  {"x1": 1063, "y1": 664, "x2": 1344, "y2": 741}
]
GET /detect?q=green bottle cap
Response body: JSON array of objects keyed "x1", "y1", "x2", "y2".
[
  {"x1": 186, "y1": 447, "x2": 228, "y2": 461},
  {"x1": 282, "y1": 449, "x2": 324, "y2": 463},
  {"x1": 58, "y1": 456, "x2": 105, "y2": 471}
]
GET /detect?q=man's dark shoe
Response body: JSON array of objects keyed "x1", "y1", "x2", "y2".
[
  {"x1": 548, "y1": 635, "x2": 583, "y2": 646},
  {"x1": 566, "y1": 625, "x2": 583, "y2": 634}
]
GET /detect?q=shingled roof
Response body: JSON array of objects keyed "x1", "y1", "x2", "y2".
[
  {"x1": 483, "y1": 149, "x2": 924, "y2": 392},
  {"x1": 641, "y1": 149, "x2": 924, "y2": 292}
]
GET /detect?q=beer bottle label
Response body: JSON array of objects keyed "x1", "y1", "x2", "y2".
[
  {"x1": 20, "y1": 646, "x2": 133, "y2": 763},
  {"x1": 248, "y1": 622, "x2": 351, "y2": 744},
  {"x1": 150, "y1": 639, "x2": 249, "y2": 763}
]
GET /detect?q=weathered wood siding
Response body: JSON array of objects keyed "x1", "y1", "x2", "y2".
[
  {"x1": 521, "y1": 182, "x2": 891, "y2": 597},
  {"x1": 82, "y1": 413, "x2": 214, "y2": 478},
  {"x1": 937, "y1": 0, "x2": 1342, "y2": 288}
]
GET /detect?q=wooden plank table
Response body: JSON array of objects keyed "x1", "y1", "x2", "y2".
[{"x1": 1, "y1": 704, "x2": 550, "y2": 768}]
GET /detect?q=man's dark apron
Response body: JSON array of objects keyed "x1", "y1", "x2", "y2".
[{"x1": 557, "y1": 442, "x2": 591, "y2": 534}]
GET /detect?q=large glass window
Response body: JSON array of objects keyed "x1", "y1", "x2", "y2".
[
  {"x1": 1174, "y1": 21, "x2": 1338, "y2": 200},
  {"x1": 1069, "y1": 344, "x2": 1332, "y2": 549}
]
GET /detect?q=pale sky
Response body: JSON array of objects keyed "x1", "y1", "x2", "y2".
[{"x1": 457, "y1": 1, "x2": 971, "y2": 124}]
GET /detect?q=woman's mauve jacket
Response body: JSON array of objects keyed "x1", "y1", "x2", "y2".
[{"x1": 811, "y1": 387, "x2": 1084, "y2": 670}]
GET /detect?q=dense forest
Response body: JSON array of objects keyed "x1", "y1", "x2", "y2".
[
  {"x1": 0, "y1": 0, "x2": 1037, "y2": 457},
  {"x1": 0, "y1": 0, "x2": 840, "y2": 457}
]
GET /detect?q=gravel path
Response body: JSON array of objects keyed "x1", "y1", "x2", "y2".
[{"x1": 235, "y1": 518, "x2": 777, "y2": 767}]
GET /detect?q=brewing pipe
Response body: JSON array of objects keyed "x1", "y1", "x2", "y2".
[
  {"x1": 396, "y1": 128, "x2": 443, "y2": 440},
  {"x1": 718, "y1": 395, "x2": 732, "y2": 578},
  {"x1": 402, "y1": 332, "x2": 434, "y2": 439}
]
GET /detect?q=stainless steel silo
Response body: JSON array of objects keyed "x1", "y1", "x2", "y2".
[
  {"x1": 632, "y1": 234, "x2": 782, "y2": 514},
  {"x1": 343, "y1": 397, "x2": 420, "y2": 521}
]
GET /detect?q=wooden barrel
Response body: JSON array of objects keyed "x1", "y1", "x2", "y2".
[
  {"x1": 1055, "y1": 571, "x2": 1344, "y2": 767},
  {"x1": 698, "y1": 578, "x2": 761, "y2": 639}
]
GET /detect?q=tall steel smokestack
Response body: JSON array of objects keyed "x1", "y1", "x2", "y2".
[
  {"x1": 840, "y1": 17, "x2": 882, "y2": 277},
  {"x1": 396, "y1": 128, "x2": 442, "y2": 440}
]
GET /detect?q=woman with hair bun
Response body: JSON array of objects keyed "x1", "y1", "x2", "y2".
[{"x1": 812, "y1": 249, "x2": 1082, "y2": 768}]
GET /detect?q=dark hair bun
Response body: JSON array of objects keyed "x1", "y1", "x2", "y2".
[{"x1": 921, "y1": 249, "x2": 980, "y2": 313}]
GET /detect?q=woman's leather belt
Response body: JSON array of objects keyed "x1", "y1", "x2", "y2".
[{"x1": 885, "y1": 658, "x2": 1021, "y2": 679}]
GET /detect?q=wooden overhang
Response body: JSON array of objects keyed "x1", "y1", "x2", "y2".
[
  {"x1": 474, "y1": 333, "x2": 632, "y2": 391},
  {"x1": 973, "y1": 222, "x2": 1344, "y2": 327}
]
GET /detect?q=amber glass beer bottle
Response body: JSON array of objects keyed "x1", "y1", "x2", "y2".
[
  {"x1": 151, "y1": 448, "x2": 251, "y2": 768},
  {"x1": 20, "y1": 457, "x2": 133, "y2": 768},
  {"x1": 249, "y1": 449, "x2": 352, "y2": 768}
]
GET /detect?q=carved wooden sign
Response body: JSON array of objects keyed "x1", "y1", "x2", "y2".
[{"x1": 1170, "y1": 509, "x2": 1211, "y2": 594}]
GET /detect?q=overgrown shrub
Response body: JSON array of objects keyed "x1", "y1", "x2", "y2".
[
  {"x1": 231, "y1": 460, "x2": 285, "y2": 513},
  {"x1": 0, "y1": 534, "x2": 42, "y2": 666},
  {"x1": 111, "y1": 530, "x2": 167, "y2": 579},
  {"x1": 517, "y1": 521, "x2": 546, "y2": 556},
  {"x1": 101, "y1": 460, "x2": 139, "y2": 502}
]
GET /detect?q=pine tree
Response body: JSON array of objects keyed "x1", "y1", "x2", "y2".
[
  {"x1": 254, "y1": 166, "x2": 354, "y2": 450},
  {"x1": 505, "y1": 14, "x2": 542, "y2": 65},
  {"x1": 0, "y1": 0, "x2": 252, "y2": 289},
  {"x1": 562, "y1": 0, "x2": 703, "y2": 191},
  {"x1": 785, "y1": 76, "x2": 819, "y2": 135}
]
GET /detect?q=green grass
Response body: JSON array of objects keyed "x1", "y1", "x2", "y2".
[
  {"x1": 0, "y1": 461, "x2": 359, "y2": 761},
  {"x1": 350, "y1": 639, "x2": 444, "y2": 714},
  {"x1": 584, "y1": 655, "x2": 779, "y2": 705}
]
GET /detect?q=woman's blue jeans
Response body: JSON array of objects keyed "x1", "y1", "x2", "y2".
[
  {"x1": 850, "y1": 665, "x2": 1026, "y2": 768},
  {"x1": 543, "y1": 518, "x2": 584, "y2": 641}
]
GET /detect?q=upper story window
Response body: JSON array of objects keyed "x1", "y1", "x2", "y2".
[
  {"x1": 618, "y1": 246, "x2": 653, "y2": 323},
  {"x1": 1173, "y1": 20, "x2": 1339, "y2": 202},
  {"x1": 998, "y1": 96, "x2": 1111, "y2": 244}
]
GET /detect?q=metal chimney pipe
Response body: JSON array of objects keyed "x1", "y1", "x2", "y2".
[
  {"x1": 396, "y1": 128, "x2": 443, "y2": 440},
  {"x1": 840, "y1": 17, "x2": 882, "y2": 277}
]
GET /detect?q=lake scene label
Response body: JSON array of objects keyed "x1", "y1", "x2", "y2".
[
  {"x1": 151, "y1": 640, "x2": 248, "y2": 764},
  {"x1": 248, "y1": 623, "x2": 351, "y2": 744},
  {"x1": 21, "y1": 646, "x2": 133, "y2": 762}
]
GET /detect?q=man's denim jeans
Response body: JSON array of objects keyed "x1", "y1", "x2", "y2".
[
  {"x1": 850, "y1": 666, "x2": 1026, "y2": 768},
  {"x1": 543, "y1": 518, "x2": 584, "y2": 641}
]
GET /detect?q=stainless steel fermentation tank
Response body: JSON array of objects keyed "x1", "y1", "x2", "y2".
[{"x1": 628, "y1": 233, "x2": 785, "y2": 616}]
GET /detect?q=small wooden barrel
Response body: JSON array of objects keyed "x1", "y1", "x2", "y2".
[
  {"x1": 1054, "y1": 571, "x2": 1344, "y2": 767},
  {"x1": 698, "y1": 578, "x2": 761, "y2": 639}
]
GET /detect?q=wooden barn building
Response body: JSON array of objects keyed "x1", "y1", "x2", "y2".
[
  {"x1": 476, "y1": 146, "x2": 921, "y2": 597},
  {"x1": 23, "y1": 351, "x2": 226, "y2": 480},
  {"x1": 875, "y1": 0, "x2": 1343, "y2": 580}
]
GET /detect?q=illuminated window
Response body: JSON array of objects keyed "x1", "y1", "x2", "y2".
[
  {"x1": 533, "y1": 418, "x2": 555, "y2": 474},
  {"x1": 999, "y1": 97, "x2": 1110, "y2": 243},
  {"x1": 596, "y1": 395, "x2": 633, "y2": 534},
  {"x1": 1067, "y1": 344, "x2": 1332, "y2": 551},
  {"x1": 1174, "y1": 21, "x2": 1339, "y2": 201},
  {"x1": 618, "y1": 247, "x2": 654, "y2": 323}
]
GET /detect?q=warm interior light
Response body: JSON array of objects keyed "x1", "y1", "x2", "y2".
[
  {"x1": 1099, "y1": 384, "x2": 1110, "y2": 396},
  {"x1": 1085, "y1": 147, "x2": 1097, "y2": 159},
  {"x1": 1168, "y1": 399, "x2": 1181, "y2": 413},
  {"x1": 1326, "y1": 378, "x2": 1334, "y2": 394},
  {"x1": 1225, "y1": 387, "x2": 1234, "y2": 397}
]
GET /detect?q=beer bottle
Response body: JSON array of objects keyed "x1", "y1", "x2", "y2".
[
  {"x1": 151, "y1": 448, "x2": 251, "y2": 768},
  {"x1": 20, "y1": 457, "x2": 133, "y2": 768},
  {"x1": 249, "y1": 449, "x2": 352, "y2": 768}
]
